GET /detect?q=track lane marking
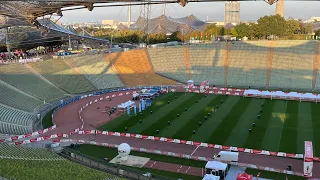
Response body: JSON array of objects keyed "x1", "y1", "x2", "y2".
[
  {"x1": 150, "y1": 161, "x2": 157, "y2": 167},
  {"x1": 185, "y1": 167, "x2": 191, "y2": 173},
  {"x1": 190, "y1": 145, "x2": 200, "y2": 156}
]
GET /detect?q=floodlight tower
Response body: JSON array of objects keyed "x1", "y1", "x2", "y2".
[
  {"x1": 140, "y1": 0, "x2": 151, "y2": 45},
  {"x1": 127, "y1": 3, "x2": 132, "y2": 27}
]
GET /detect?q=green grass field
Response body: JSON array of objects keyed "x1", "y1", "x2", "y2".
[
  {"x1": 99, "y1": 92, "x2": 320, "y2": 156},
  {"x1": 74, "y1": 144, "x2": 202, "y2": 180},
  {"x1": 74, "y1": 144, "x2": 306, "y2": 180},
  {"x1": 42, "y1": 107, "x2": 57, "y2": 129}
]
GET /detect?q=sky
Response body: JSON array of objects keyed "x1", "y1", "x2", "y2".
[{"x1": 60, "y1": 1, "x2": 319, "y2": 23}]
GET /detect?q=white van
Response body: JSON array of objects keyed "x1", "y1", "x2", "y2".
[
  {"x1": 213, "y1": 151, "x2": 239, "y2": 162},
  {"x1": 204, "y1": 161, "x2": 228, "y2": 179}
]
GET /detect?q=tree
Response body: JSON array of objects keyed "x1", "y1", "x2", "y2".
[
  {"x1": 234, "y1": 23, "x2": 249, "y2": 38},
  {"x1": 306, "y1": 23, "x2": 313, "y2": 34},
  {"x1": 219, "y1": 27, "x2": 225, "y2": 36},
  {"x1": 286, "y1": 19, "x2": 300, "y2": 34},
  {"x1": 231, "y1": 28, "x2": 238, "y2": 37},
  {"x1": 247, "y1": 23, "x2": 263, "y2": 40},
  {"x1": 204, "y1": 24, "x2": 217, "y2": 37},
  {"x1": 315, "y1": 29, "x2": 320, "y2": 37},
  {"x1": 257, "y1": 15, "x2": 287, "y2": 39},
  {"x1": 169, "y1": 31, "x2": 182, "y2": 42}
]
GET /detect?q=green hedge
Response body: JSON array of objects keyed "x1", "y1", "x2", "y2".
[{"x1": 42, "y1": 107, "x2": 57, "y2": 129}]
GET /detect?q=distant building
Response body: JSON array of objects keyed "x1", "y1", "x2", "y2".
[
  {"x1": 119, "y1": 22, "x2": 135, "y2": 28},
  {"x1": 101, "y1": 20, "x2": 120, "y2": 29},
  {"x1": 206, "y1": 21, "x2": 225, "y2": 26},
  {"x1": 304, "y1": 17, "x2": 320, "y2": 23},
  {"x1": 224, "y1": 1, "x2": 240, "y2": 25}
]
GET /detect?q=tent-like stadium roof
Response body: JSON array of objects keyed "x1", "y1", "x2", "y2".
[
  {"x1": 130, "y1": 14, "x2": 207, "y2": 34},
  {"x1": 37, "y1": 18, "x2": 108, "y2": 42},
  {"x1": 0, "y1": 17, "x2": 108, "y2": 51}
]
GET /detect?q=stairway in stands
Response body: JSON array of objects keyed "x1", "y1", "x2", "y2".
[
  {"x1": 266, "y1": 41, "x2": 274, "y2": 88},
  {"x1": 183, "y1": 47, "x2": 191, "y2": 80},
  {"x1": 313, "y1": 42, "x2": 320, "y2": 89},
  {"x1": 224, "y1": 43, "x2": 232, "y2": 86},
  {"x1": 110, "y1": 49, "x2": 176, "y2": 86}
]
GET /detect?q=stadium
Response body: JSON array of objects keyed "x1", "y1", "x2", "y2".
[{"x1": 0, "y1": 0, "x2": 320, "y2": 180}]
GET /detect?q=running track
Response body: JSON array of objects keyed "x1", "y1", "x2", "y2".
[{"x1": 43, "y1": 88, "x2": 320, "y2": 178}]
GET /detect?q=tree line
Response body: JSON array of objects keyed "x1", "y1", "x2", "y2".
[{"x1": 81, "y1": 14, "x2": 317, "y2": 44}]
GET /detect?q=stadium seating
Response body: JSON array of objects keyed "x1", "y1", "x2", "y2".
[
  {"x1": 0, "y1": 79, "x2": 42, "y2": 112},
  {"x1": 270, "y1": 41, "x2": 314, "y2": 90},
  {"x1": 30, "y1": 59, "x2": 97, "y2": 94},
  {"x1": 111, "y1": 49, "x2": 176, "y2": 86},
  {"x1": 0, "y1": 104, "x2": 34, "y2": 135},
  {"x1": 0, "y1": 64, "x2": 66, "y2": 102},
  {"x1": 0, "y1": 143, "x2": 59, "y2": 159},
  {"x1": 189, "y1": 44, "x2": 225, "y2": 85},
  {"x1": 227, "y1": 41, "x2": 268, "y2": 88},
  {"x1": 68, "y1": 54, "x2": 124, "y2": 89},
  {"x1": 0, "y1": 144, "x2": 114, "y2": 180},
  {"x1": 148, "y1": 47, "x2": 188, "y2": 83}
]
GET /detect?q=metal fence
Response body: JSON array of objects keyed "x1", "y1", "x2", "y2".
[{"x1": 61, "y1": 148, "x2": 177, "y2": 180}]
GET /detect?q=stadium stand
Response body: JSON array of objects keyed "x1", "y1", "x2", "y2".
[
  {"x1": 0, "y1": 104, "x2": 34, "y2": 135},
  {"x1": 188, "y1": 43, "x2": 225, "y2": 86},
  {"x1": 0, "y1": 79, "x2": 42, "y2": 112},
  {"x1": 68, "y1": 54, "x2": 124, "y2": 89},
  {"x1": 0, "y1": 63, "x2": 65, "y2": 101},
  {"x1": 270, "y1": 41, "x2": 314, "y2": 90},
  {"x1": 227, "y1": 41, "x2": 268, "y2": 88},
  {"x1": 30, "y1": 59, "x2": 97, "y2": 94},
  {"x1": 0, "y1": 144, "x2": 114, "y2": 179},
  {"x1": 110, "y1": 49, "x2": 176, "y2": 86},
  {"x1": 148, "y1": 46, "x2": 188, "y2": 83},
  {"x1": 0, "y1": 143, "x2": 59, "y2": 159}
]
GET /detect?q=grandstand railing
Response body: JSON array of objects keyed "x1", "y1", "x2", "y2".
[{"x1": 62, "y1": 148, "x2": 176, "y2": 180}]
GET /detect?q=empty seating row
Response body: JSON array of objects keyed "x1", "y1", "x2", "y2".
[
  {"x1": 0, "y1": 122, "x2": 30, "y2": 135},
  {"x1": 30, "y1": 59, "x2": 97, "y2": 94},
  {"x1": 0, "y1": 104, "x2": 34, "y2": 135},
  {"x1": 0, "y1": 79, "x2": 42, "y2": 112},
  {"x1": 0, "y1": 64, "x2": 65, "y2": 101},
  {"x1": 0, "y1": 143, "x2": 63, "y2": 159},
  {"x1": 148, "y1": 47, "x2": 188, "y2": 83},
  {"x1": 0, "y1": 146, "x2": 115, "y2": 180},
  {"x1": 68, "y1": 54, "x2": 124, "y2": 89}
]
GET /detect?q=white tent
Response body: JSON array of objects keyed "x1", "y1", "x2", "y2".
[
  {"x1": 302, "y1": 93, "x2": 316, "y2": 99},
  {"x1": 117, "y1": 100, "x2": 135, "y2": 109},
  {"x1": 205, "y1": 161, "x2": 227, "y2": 171},
  {"x1": 202, "y1": 174, "x2": 220, "y2": 180},
  {"x1": 141, "y1": 89, "x2": 148, "y2": 93},
  {"x1": 244, "y1": 89, "x2": 320, "y2": 102},
  {"x1": 187, "y1": 80, "x2": 194, "y2": 83},
  {"x1": 261, "y1": 90, "x2": 272, "y2": 96}
]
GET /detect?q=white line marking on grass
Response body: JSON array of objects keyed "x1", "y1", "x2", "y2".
[
  {"x1": 190, "y1": 145, "x2": 200, "y2": 156},
  {"x1": 185, "y1": 167, "x2": 191, "y2": 173},
  {"x1": 150, "y1": 161, "x2": 157, "y2": 167},
  {"x1": 177, "y1": 165, "x2": 183, "y2": 172}
]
